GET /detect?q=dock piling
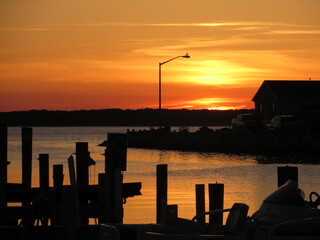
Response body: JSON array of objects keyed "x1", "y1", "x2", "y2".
[
  {"x1": 38, "y1": 154, "x2": 49, "y2": 189},
  {"x1": 22, "y1": 127, "x2": 32, "y2": 206},
  {"x1": 0, "y1": 124, "x2": 8, "y2": 225},
  {"x1": 76, "y1": 142, "x2": 91, "y2": 186},
  {"x1": 156, "y1": 164, "x2": 168, "y2": 224},
  {"x1": 166, "y1": 204, "x2": 178, "y2": 223},
  {"x1": 68, "y1": 155, "x2": 77, "y2": 186},
  {"x1": 105, "y1": 133, "x2": 127, "y2": 172},
  {"x1": 101, "y1": 133, "x2": 128, "y2": 224},
  {"x1": 208, "y1": 183, "x2": 224, "y2": 225},
  {"x1": 22, "y1": 127, "x2": 32, "y2": 186},
  {"x1": 53, "y1": 164, "x2": 64, "y2": 187},
  {"x1": 195, "y1": 184, "x2": 205, "y2": 223},
  {"x1": 62, "y1": 186, "x2": 80, "y2": 240}
]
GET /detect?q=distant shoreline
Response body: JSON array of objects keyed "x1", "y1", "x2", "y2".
[{"x1": 0, "y1": 108, "x2": 254, "y2": 127}]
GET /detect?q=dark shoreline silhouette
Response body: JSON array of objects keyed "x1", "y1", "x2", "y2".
[
  {"x1": 2, "y1": 108, "x2": 319, "y2": 163},
  {"x1": 0, "y1": 108, "x2": 253, "y2": 126}
]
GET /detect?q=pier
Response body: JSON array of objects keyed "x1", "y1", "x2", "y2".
[
  {"x1": 0, "y1": 125, "x2": 141, "y2": 240},
  {"x1": 0, "y1": 125, "x2": 315, "y2": 240}
]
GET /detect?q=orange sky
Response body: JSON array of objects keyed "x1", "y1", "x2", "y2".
[{"x1": 1, "y1": 0, "x2": 320, "y2": 111}]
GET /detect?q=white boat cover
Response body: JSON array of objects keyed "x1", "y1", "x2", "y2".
[{"x1": 252, "y1": 179, "x2": 320, "y2": 225}]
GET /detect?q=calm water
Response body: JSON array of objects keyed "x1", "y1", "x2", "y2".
[{"x1": 6, "y1": 126, "x2": 320, "y2": 223}]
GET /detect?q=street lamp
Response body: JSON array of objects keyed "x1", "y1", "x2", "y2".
[{"x1": 158, "y1": 53, "x2": 190, "y2": 110}]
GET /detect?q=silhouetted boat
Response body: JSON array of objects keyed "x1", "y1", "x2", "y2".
[{"x1": 100, "y1": 180, "x2": 320, "y2": 240}]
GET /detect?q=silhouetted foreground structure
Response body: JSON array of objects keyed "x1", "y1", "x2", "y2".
[
  {"x1": 1, "y1": 125, "x2": 320, "y2": 239},
  {"x1": 0, "y1": 109, "x2": 252, "y2": 126},
  {"x1": 0, "y1": 125, "x2": 141, "y2": 240}
]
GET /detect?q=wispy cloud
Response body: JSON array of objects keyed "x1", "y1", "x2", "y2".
[
  {"x1": 78, "y1": 21, "x2": 296, "y2": 28},
  {"x1": 267, "y1": 30, "x2": 320, "y2": 35},
  {"x1": 0, "y1": 27, "x2": 49, "y2": 31}
]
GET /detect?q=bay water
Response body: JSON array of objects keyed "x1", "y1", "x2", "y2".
[{"x1": 6, "y1": 126, "x2": 320, "y2": 223}]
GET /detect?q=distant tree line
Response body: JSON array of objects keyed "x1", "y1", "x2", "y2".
[{"x1": 0, "y1": 108, "x2": 254, "y2": 126}]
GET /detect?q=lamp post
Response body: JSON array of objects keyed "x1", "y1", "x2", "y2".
[
  {"x1": 158, "y1": 53, "x2": 190, "y2": 129},
  {"x1": 159, "y1": 53, "x2": 190, "y2": 110}
]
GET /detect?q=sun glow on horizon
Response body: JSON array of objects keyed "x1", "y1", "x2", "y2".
[
  {"x1": 166, "y1": 97, "x2": 249, "y2": 110},
  {"x1": 208, "y1": 106, "x2": 245, "y2": 110}
]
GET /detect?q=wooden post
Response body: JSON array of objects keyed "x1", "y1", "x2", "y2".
[
  {"x1": 105, "y1": 133, "x2": 127, "y2": 172},
  {"x1": 76, "y1": 142, "x2": 96, "y2": 224},
  {"x1": 53, "y1": 164, "x2": 64, "y2": 187},
  {"x1": 22, "y1": 127, "x2": 32, "y2": 207},
  {"x1": 156, "y1": 164, "x2": 167, "y2": 224},
  {"x1": 166, "y1": 204, "x2": 178, "y2": 223},
  {"x1": 195, "y1": 184, "x2": 205, "y2": 223},
  {"x1": 98, "y1": 173, "x2": 108, "y2": 224},
  {"x1": 61, "y1": 186, "x2": 79, "y2": 240},
  {"x1": 113, "y1": 169, "x2": 123, "y2": 223},
  {"x1": 100, "y1": 133, "x2": 127, "y2": 224},
  {"x1": 22, "y1": 127, "x2": 32, "y2": 189},
  {"x1": 53, "y1": 164, "x2": 63, "y2": 225},
  {"x1": 0, "y1": 124, "x2": 8, "y2": 225},
  {"x1": 277, "y1": 166, "x2": 298, "y2": 187},
  {"x1": 208, "y1": 183, "x2": 224, "y2": 225},
  {"x1": 75, "y1": 142, "x2": 90, "y2": 186},
  {"x1": 38, "y1": 154, "x2": 49, "y2": 189},
  {"x1": 68, "y1": 155, "x2": 77, "y2": 186},
  {"x1": 67, "y1": 155, "x2": 80, "y2": 226},
  {"x1": 98, "y1": 171, "x2": 123, "y2": 223}
]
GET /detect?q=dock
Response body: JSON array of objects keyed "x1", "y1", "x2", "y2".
[
  {"x1": 0, "y1": 125, "x2": 141, "y2": 240},
  {"x1": 0, "y1": 124, "x2": 307, "y2": 240}
]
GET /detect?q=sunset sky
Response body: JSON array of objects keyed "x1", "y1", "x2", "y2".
[{"x1": 1, "y1": 0, "x2": 320, "y2": 111}]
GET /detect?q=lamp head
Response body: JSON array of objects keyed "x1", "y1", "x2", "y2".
[{"x1": 182, "y1": 53, "x2": 190, "y2": 58}]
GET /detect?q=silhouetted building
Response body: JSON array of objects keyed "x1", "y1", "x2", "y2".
[{"x1": 252, "y1": 80, "x2": 320, "y2": 123}]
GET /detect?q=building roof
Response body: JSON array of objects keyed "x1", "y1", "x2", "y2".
[{"x1": 252, "y1": 80, "x2": 320, "y2": 101}]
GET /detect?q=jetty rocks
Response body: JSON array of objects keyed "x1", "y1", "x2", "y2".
[{"x1": 127, "y1": 127, "x2": 320, "y2": 160}]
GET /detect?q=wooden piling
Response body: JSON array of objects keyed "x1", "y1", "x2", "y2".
[
  {"x1": 75, "y1": 142, "x2": 90, "y2": 186},
  {"x1": 53, "y1": 164, "x2": 64, "y2": 187},
  {"x1": 277, "y1": 166, "x2": 298, "y2": 187},
  {"x1": 68, "y1": 155, "x2": 77, "y2": 186},
  {"x1": 112, "y1": 169, "x2": 123, "y2": 223},
  {"x1": 208, "y1": 183, "x2": 224, "y2": 225},
  {"x1": 53, "y1": 164, "x2": 63, "y2": 225},
  {"x1": 38, "y1": 154, "x2": 49, "y2": 189},
  {"x1": 105, "y1": 133, "x2": 127, "y2": 172},
  {"x1": 98, "y1": 171, "x2": 123, "y2": 224},
  {"x1": 195, "y1": 184, "x2": 205, "y2": 223},
  {"x1": 166, "y1": 204, "x2": 178, "y2": 223},
  {"x1": 0, "y1": 124, "x2": 8, "y2": 225},
  {"x1": 67, "y1": 155, "x2": 80, "y2": 226},
  {"x1": 99, "y1": 133, "x2": 127, "y2": 224},
  {"x1": 22, "y1": 127, "x2": 32, "y2": 207},
  {"x1": 22, "y1": 127, "x2": 32, "y2": 189},
  {"x1": 61, "y1": 186, "x2": 80, "y2": 240},
  {"x1": 76, "y1": 142, "x2": 96, "y2": 224},
  {"x1": 98, "y1": 173, "x2": 108, "y2": 224},
  {"x1": 156, "y1": 164, "x2": 168, "y2": 224}
]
